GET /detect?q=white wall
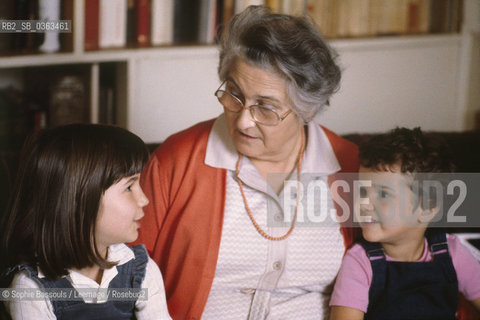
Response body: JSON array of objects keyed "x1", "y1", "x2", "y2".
[
  {"x1": 319, "y1": 36, "x2": 461, "y2": 134},
  {"x1": 130, "y1": 47, "x2": 221, "y2": 143},
  {"x1": 130, "y1": 35, "x2": 473, "y2": 143}
]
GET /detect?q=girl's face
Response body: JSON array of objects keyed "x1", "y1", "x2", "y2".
[
  {"x1": 95, "y1": 174, "x2": 149, "y2": 255},
  {"x1": 356, "y1": 166, "x2": 425, "y2": 245}
]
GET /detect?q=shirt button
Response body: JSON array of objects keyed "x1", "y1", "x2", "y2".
[
  {"x1": 273, "y1": 261, "x2": 282, "y2": 270},
  {"x1": 240, "y1": 288, "x2": 256, "y2": 294},
  {"x1": 274, "y1": 214, "x2": 282, "y2": 221}
]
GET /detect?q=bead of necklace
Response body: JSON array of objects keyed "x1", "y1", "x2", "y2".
[{"x1": 235, "y1": 130, "x2": 305, "y2": 241}]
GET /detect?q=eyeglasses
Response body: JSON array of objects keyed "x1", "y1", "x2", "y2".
[{"x1": 214, "y1": 81, "x2": 292, "y2": 126}]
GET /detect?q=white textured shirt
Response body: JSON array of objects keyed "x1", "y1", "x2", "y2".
[
  {"x1": 5, "y1": 243, "x2": 172, "y2": 320},
  {"x1": 202, "y1": 115, "x2": 346, "y2": 319}
]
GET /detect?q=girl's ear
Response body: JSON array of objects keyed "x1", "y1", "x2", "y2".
[{"x1": 417, "y1": 206, "x2": 440, "y2": 224}]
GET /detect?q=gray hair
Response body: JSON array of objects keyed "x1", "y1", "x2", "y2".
[{"x1": 218, "y1": 5, "x2": 341, "y2": 123}]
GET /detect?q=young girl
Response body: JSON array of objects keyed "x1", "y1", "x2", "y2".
[
  {"x1": 0, "y1": 124, "x2": 171, "y2": 320},
  {"x1": 329, "y1": 128, "x2": 480, "y2": 320}
]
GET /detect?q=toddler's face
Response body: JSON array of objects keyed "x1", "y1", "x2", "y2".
[
  {"x1": 95, "y1": 174, "x2": 149, "y2": 255},
  {"x1": 356, "y1": 165, "x2": 427, "y2": 244}
]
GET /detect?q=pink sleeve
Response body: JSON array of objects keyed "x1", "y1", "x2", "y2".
[
  {"x1": 448, "y1": 234, "x2": 480, "y2": 301},
  {"x1": 329, "y1": 243, "x2": 372, "y2": 313}
]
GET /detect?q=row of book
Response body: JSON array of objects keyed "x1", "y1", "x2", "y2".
[
  {"x1": 308, "y1": 0, "x2": 463, "y2": 39},
  {"x1": 85, "y1": 0, "x2": 464, "y2": 50},
  {"x1": 0, "y1": 0, "x2": 464, "y2": 55},
  {"x1": 85, "y1": 0, "x2": 271, "y2": 50}
]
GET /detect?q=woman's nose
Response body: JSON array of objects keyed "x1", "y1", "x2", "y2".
[{"x1": 236, "y1": 106, "x2": 256, "y2": 129}]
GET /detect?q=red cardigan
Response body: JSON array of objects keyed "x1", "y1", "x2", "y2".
[{"x1": 135, "y1": 119, "x2": 360, "y2": 319}]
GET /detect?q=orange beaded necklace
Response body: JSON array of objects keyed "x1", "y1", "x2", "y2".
[{"x1": 234, "y1": 129, "x2": 305, "y2": 241}]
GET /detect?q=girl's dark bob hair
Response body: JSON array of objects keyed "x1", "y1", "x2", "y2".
[{"x1": 1, "y1": 124, "x2": 149, "y2": 280}]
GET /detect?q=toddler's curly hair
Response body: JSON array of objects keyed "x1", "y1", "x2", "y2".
[{"x1": 359, "y1": 127, "x2": 455, "y2": 174}]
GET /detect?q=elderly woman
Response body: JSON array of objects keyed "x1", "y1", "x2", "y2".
[{"x1": 136, "y1": 6, "x2": 358, "y2": 319}]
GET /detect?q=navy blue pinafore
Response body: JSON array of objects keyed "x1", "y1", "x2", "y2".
[
  {"x1": 362, "y1": 231, "x2": 458, "y2": 320},
  {"x1": 12, "y1": 244, "x2": 147, "y2": 320}
]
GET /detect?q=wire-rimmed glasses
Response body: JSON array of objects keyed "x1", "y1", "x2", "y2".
[{"x1": 214, "y1": 81, "x2": 292, "y2": 126}]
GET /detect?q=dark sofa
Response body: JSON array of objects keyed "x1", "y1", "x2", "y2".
[{"x1": 342, "y1": 130, "x2": 480, "y2": 173}]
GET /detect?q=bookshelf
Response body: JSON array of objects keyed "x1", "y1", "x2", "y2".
[{"x1": 0, "y1": 0, "x2": 479, "y2": 215}]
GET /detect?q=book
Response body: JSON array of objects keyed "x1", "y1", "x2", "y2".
[
  {"x1": 429, "y1": 0, "x2": 451, "y2": 33},
  {"x1": 99, "y1": 88, "x2": 115, "y2": 125},
  {"x1": 307, "y1": 0, "x2": 337, "y2": 38},
  {"x1": 235, "y1": 0, "x2": 265, "y2": 14},
  {"x1": 84, "y1": 0, "x2": 99, "y2": 51},
  {"x1": 99, "y1": 63, "x2": 117, "y2": 125},
  {"x1": 0, "y1": 0, "x2": 15, "y2": 55},
  {"x1": 126, "y1": 0, "x2": 137, "y2": 47},
  {"x1": 370, "y1": 0, "x2": 409, "y2": 36},
  {"x1": 336, "y1": 0, "x2": 350, "y2": 37},
  {"x1": 173, "y1": 0, "x2": 200, "y2": 43},
  {"x1": 99, "y1": 0, "x2": 127, "y2": 48},
  {"x1": 449, "y1": 0, "x2": 463, "y2": 32},
  {"x1": 12, "y1": 0, "x2": 39, "y2": 54},
  {"x1": 282, "y1": 0, "x2": 305, "y2": 15},
  {"x1": 407, "y1": 0, "x2": 430, "y2": 34},
  {"x1": 222, "y1": 0, "x2": 235, "y2": 28},
  {"x1": 266, "y1": 0, "x2": 283, "y2": 13},
  {"x1": 136, "y1": 0, "x2": 150, "y2": 47},
  {"x1": 198, "y1": 0, "x2": 218, "y2": 44},
  {"x1": 150, "y1": 0, "x2": 174, "y2": 45},
  {"x1": 61, "y1": 0, "x2": 74, "y2": 52},
  {"x1": 347, "y1": 0, "x2": 370, "y2": 37}
]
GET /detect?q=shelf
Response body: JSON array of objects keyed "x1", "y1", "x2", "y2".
[
  {"x1": 0, "y1": 45, "x2": 220, "y2": 68},
  {"x1": 331, "y1": 33, "x2": 462, "y2": 52},
  {"x1": 0, "y1": 34, "x2": 463, "y2": 69}
]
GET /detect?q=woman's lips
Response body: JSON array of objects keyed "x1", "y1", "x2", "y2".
[{"x1": 237, "y1": 130, "x2": 258, "y2": 140}]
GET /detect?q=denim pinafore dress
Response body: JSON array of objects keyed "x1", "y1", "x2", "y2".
[
  {"x1": 362, "y1": 231, "x2": 458, "y2": 320},
  {"x1": 13, "y1": 244, "x2": 147, "y2": 320}
]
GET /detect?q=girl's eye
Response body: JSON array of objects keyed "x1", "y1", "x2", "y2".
[
  {"x1": 126, "y1": 185, "x2": 133, "y2": 192},
  {"x1": 380, "y1": 190, "x2": 390, "y2": 199},
  {"x1": 359, "y1": 187, "x2": 367, "y2": 197}
]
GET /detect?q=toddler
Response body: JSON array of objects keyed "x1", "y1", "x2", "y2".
[{"x1": 329, "y1": 127, "x2": 480, "y2": 319}]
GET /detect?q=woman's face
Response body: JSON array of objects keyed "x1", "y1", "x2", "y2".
[{"x1": 224, "y1": 59, "x2": 303, "y2": 162}]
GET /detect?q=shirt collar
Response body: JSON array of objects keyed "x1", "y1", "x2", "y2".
[
  {"x1": 205, "y1": 114, "x2": 341, "y2": 175},
  {"x1": 302, "y1": 122, "x2": 341, "y2": 175},
  {"x1": 205, "y1": 113, "x2": 238, "y2": 171},
  {"x1": 37, "y1": 243, "x2": 135, "y2": 279}
]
